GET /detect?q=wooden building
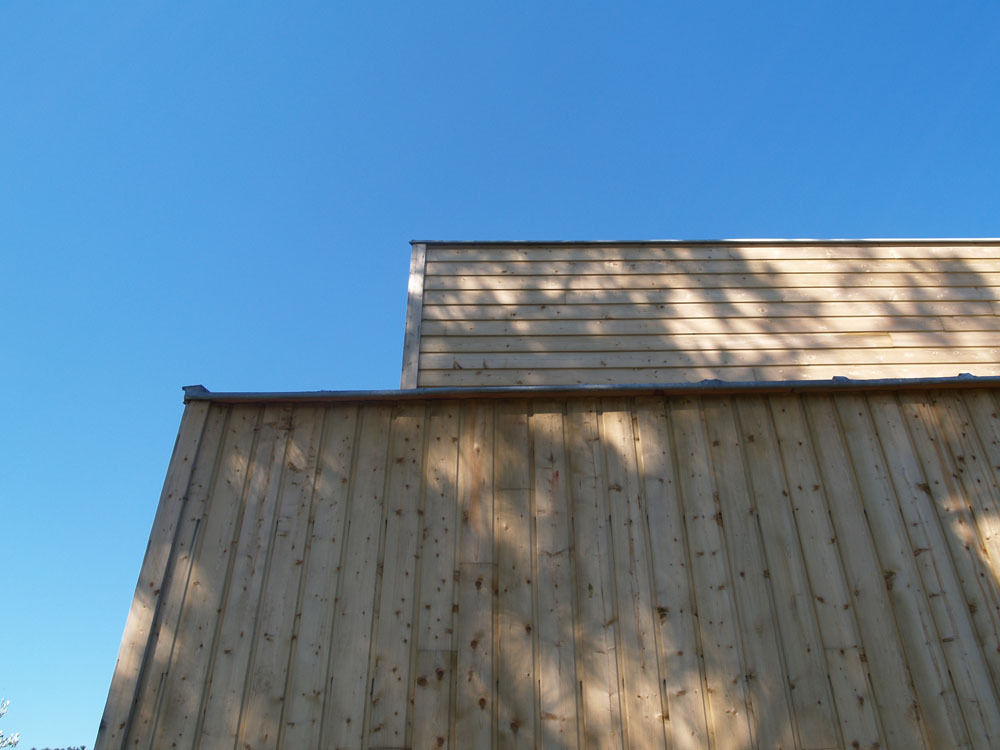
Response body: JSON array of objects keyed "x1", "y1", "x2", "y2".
[
  {"x1": 99, "y1": 241, "x2": 1000, "y2": 749},
  {"x1": 402, "y1": 240, "x2": 1000, "y2": 387}
]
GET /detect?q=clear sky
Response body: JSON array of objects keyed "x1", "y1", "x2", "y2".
[{"x1": 1, "y1": 2, "x2": 998, "y2": 746}]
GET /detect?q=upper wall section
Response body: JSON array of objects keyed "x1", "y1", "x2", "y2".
[{"x1": 400, "y1": 240, "x2": 1000, "y2": 388}]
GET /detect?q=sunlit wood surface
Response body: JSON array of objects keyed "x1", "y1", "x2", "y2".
[
  {"x1": 404, "y1": 241, "x2": 1000, "y2": 387},
  {"x1": 99, "y1": 388, "x2": 1000, "y2": 749}
]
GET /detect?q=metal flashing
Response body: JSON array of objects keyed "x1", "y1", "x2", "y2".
[
  {"x1": 411, "y1": 238, "x2": 1000, "y2": 246},
  {"x1": 182, "y1": 373, "x2": 1000, "y2": 404}
]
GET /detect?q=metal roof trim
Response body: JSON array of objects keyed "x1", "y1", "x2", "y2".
[
  {"x1": 411, "y1": 238, "x2": 1000, "y2": 247},
  {"x1": 183, "y1": 374, "x2": 1000, "y2": 404}
]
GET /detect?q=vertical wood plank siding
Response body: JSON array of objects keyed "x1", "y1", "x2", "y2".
[
  {"x1": 407, "y1": 242, "x2": 1000, "y2": 387},
  {"x1": 99, "y1": 390, "x2": 1000, "y2": 749}
]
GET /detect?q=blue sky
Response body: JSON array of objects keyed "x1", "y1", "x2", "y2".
[{"x1": 2, "y1": 2, "x2": 998, "y2": 746}]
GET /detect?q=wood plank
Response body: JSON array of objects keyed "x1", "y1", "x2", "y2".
[
  {"x1": 239, "y1": 406, "x2": 325, "y2": 749},
  {"x1": 868, "y1": 393, "x2": 1000, "y2": 746},
  {"x1": 411, "y1": 650, "x2": 456, "y2": 749},
  {"x1": 119, "y1": 424, "x2": 202, "y2": 736},
  {"x1": 933, "y1": 392, "x2": 1000, "y2": 573},
  {"x1": 455, "y1": 562, "x2": 494, "y2": 748},
  {"x1": 600, "y1": 400, "x2": 668, "y2": 748},
  {"x1": 942, "y1": 315, "x2": 1000, "y2": 331},
  {"x1": 564, "y1": 401, "x2": 624, "y2": 748},
  {"x1": 418, "y1": 362, "x2": 999, "y2": 388},
  {"x1": 321, "y1": 404, "x2": 392, "y2": 749},
  {"x1": 98, "y1": 400, "x2": 212, "y2": 747},
  {"x1": 424, "y1": 272, "x2": 1000, "y2": 292},
  {"x1": 422, "y1": 331, "x2": 899, "y2": 354},
  {"x1": 416, "y1": 403, "x2": 461, "y2": 652},
  {"x1": 423, "y1": 330, "x2": 1000, "y2": 355},
  {"x1": 494, "y1": 400, "x2": 536, "y2": 748},
  {"x1": 418, "y1": 367, "x2": 755, "y2": 388},
  {"x1": 891, "y1": 331, "x2": 1000, "y2": 348},
  {"x1": 453, "y1": 405, "x2": 495, "y2": 747},
  {"x1": 898, "y1": 392, "x2": 1000, "y2": 702},
  {"x1": 411, "y1": 404, "x2": 461, "y2": 743},
  {"x1": 803, "y1": 395, "x2": 926, "y2": 748},
  {"x1": 124, "y1": 403, "x2": 228, "y2": 745},
  {"x1": 530, "y1": 402, "x2": 579, "y2": 745},
  {"x1": 768, "y1": 395, "x2": 883, "y2": 748},
  {"x1": 420, "y1": 348, "x2": 1000, "y2": 371},
  {"x1": 911, "y1": 391, "x2": 1000, "y2": 704},
  {"x1": 958, "y1": 389, "x2": 1000, "y2": 688},
  {"x1": 366, "y1": 403, "x2": 427, "y2": 748},
  {"x1": 495, "y1": 403, "x2": 530, "y2": 495},
  {"x1": 426, "y1": 257, "x2": 1000, "y2": 277},
  {"x1": 733, "y1": 397, "x2": 841, "y2": 748},
  {"x1": 457, "y1": 401, "x2": 494, "y2": 565},
  {"x1": 750, "y1": 362, "x2": 1000, "y2": 381},
  {"x1": 198, "y1": 404, "x2": 293, "y2": 746},
  {"x1": 928, "y1": 392, "x2": 1000, "y2": 650},
  {"x1": 668, "y1": 398, "x2": 753, "y2": 750},
  {"x1": 963, "y1": 390, "x2": 1000, "y2": 488},
  {"x1": 402, "y1": 243, "x2": 427, "y2": 389},
  {"x1": 424, "y1": 284, "x2": 1000, "y2": 307},
  {"x1": 426, "y1": 243, "x2": 1000, "y2": 263},
  {"x1": 633, "y1": 398, "x2": 710, "y2": 749},
  {"x1": 962, "y1": 392, "x2": 1000, "y2": 567},
  {"x1": 834, "y1": 394, "x2": 969, "y2": 747},
  {"x1": 422, "y1": 300, "x2": 996, "y2": 321},
  {"x1": 700, "y1": 398, "x2": 797, "y2": 750},
  {"x1": 149, "y1": 405, "x2": 256, "y2": 748},
  {"x1": 422, "y1": 314, "x2": 1000, "y2": 337},
  {"x1": 281, "y1": 405, "x2": 359, "y2": 748}
]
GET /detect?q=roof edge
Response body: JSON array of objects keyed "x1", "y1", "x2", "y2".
[
  {"x1": 410, "y1": 238, "x2": 1000, "y2": 246},
  {"x1": 183, "y1": 374, "x2": 1000, "y2": 404}
]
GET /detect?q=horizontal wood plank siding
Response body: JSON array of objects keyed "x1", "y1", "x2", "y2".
[
  {"x1": 410, "y1": 242, "x2": 1000, "y2": 387},
  {"x1": 100, "y1": 389, "x2": 1000, "y2": 749}
]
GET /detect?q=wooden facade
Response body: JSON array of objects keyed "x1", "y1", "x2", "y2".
[
  {"x1": 401, "y1": 241, "x2": 1000, "y2": 388},
  {"x1": 99, "y1": 386, "x2": 1000, "y2": 749}
]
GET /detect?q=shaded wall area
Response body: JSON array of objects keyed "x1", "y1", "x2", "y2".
[
  {"x1": 99, "y1": 388, "x2": 1000, "y2": 749},
  {"x1": 409, "y1": 241, "x2": 1000, "y2": 386}
]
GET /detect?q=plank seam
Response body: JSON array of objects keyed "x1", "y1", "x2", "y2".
[
  {"x1": 191, "y1": 407, "x2": 265, "y2": 749},
  {"x1": 893, "y1": 392, "x2": 1000, "y2": 734},
  {"x1": 699, "y1": 398, "x2": 761, "y2": 747},
  {"x1": 147, "y1": 406, "x2": 232, "y2": 745},
  {"x1": 360, "y1": 405, "x2": 399, "y2": 744},
  {"x1": 630, "y1": 400, "x2": 673, "y2": 738},
  {"x1": 831, "y1": 394, "x2": 940, "y2": 748},
  {"x1": 666, "y1": 398, "x2": 716, "y2": 747},
  {"x1": 403, "y1": 402, "x2": 430, "y2": 748},
  {"x1": 765, "y1": 395, "x2": 849, "y2": 749},
  {"x1": 596, "y1": 401, "x2": 632, "y2": 748},
  {"x1": 234, "y1": 404, "x2": 295, "y2": 749},
  {"x1": 276, "y1": 405, "x2": 331, "y2": 747},
  {"x1": 317, "y1": 403, "x2": 366, "y2": 747},
  {"x1": 731, "y1": 399, "x2": 802, "y2": 748}
]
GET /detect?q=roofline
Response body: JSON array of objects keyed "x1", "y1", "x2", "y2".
[
  {"x1": 411, "y1": 238, "x2": 1000, "y2": 247},
  {"x1": 183, "y1": 374, "x2": 1000, "y2": 404}
]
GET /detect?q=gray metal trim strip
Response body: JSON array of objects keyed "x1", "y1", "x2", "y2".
[
  {"x1": 412, "y1": 238, "x2": 1000, "y2": 247},
  {"x1": 183, "y1": 374, "x2": 1000, "y2": 404}
]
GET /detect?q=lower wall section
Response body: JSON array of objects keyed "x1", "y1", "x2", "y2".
[{"x1": 98, "y1": 389, "x2": 1000, "y2": 749}]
